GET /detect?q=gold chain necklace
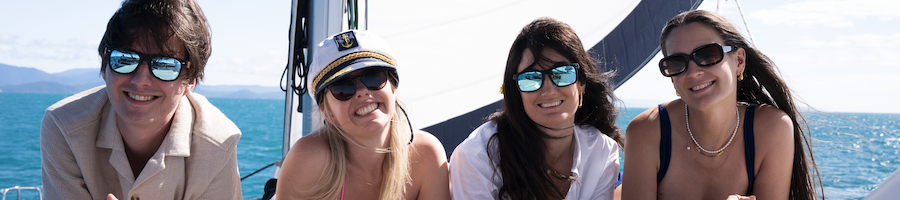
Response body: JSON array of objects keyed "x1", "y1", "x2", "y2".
[
  {"x1": 546, "y1": 168, "x2": 578, "y2": 200},
  {"x1": 689, "y1": 141, "x2": 733, "y2": 170},
  {"x1": 547, "y1": 169, "x2": 577, "y2": 182}
]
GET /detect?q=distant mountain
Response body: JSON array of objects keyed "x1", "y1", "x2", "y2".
[
  {"x1": 0, "y1": 63, "x2": 284, "y2": 100},
  {"x1": 0, "y1": 81, "x2": 83, "y2": 94},
  {"x1": 51, "y1": 68, "x2": 106, "y2": 87},
  {"x1": 194, "y1": 85, "x2": 285, "y2": 99},
  {"x1": 0, "y1": 63, "x2": 54, "y2": 85}
]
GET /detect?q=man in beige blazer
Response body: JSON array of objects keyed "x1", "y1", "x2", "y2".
[{"x1": 40, "y1": 0, "x2": 242, "y2": 199}]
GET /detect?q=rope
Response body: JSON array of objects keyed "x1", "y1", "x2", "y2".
[
  {"x1": 733, "y1": 0, "x2": 756, "y2": 46},
  {"x1": 241, "y1": 161, "x2": 277, "y2": 181}
]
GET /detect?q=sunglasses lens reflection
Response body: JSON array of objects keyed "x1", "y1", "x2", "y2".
[
  {"x1": 695, "y1": 45, "x2": 722, "y2": 66},
  {"x1": 109, "y1": 50, "x2": 139, "y2": 74},
  {"x1": 150, "y1": 58, "x2": 182, "y2": 81},
  {"x1": 360, "y1": 70, "x2": 388, "y2": 90},
  {"x1": 551, "y1": 66, "x2": 577, "y2": 87},
  {"x1": 517, "y1": 72, "x2": 543, "y2": 92},
  {"x1": 661, "y1": 56, "x2": 688, "y2": 77},
  {"x1": 330, "y1": 78, "x2": 356, "y2": 101}
]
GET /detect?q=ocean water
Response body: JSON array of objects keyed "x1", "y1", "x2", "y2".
[{"x1": 1, "y1": 92, "x2": 898, "y2": 199}]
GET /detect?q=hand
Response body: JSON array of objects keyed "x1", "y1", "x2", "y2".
[
  {"x1": 726, "y1": 194, "x2": 756, "y2": 200},
  {"x1": 107, "y1": 193, "x2": 119, "y2": 200}
]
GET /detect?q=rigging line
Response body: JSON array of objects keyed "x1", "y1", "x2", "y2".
[
  {"x1": 733, "y1": 0, "x2": 756, "y2": 47},
  {"x1": 691, "y1": 0, "x2": 703, "y2": 10},
  {"x1": 280, "y1": 63, "x2": 289, "y2": 92},
  {"x1": 288, "y1": 0, "x2": 310, "y2": 112},
  {"x1": 240, "y1": 161, "x2": 278, "y2": 181},
  {"x1": 347, "y1": 0, "x2": 358, "y2": 29},
  {"x1": 717, "y1": 0, "x2": 721, "y2": 13}
]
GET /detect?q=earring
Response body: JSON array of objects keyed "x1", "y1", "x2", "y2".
[
  {"x1": 738, "y1": 74, "x2": 744, "y2": 81},
  {"x1": 676, "y1": 92, "x2": 680, "y2": 97},
  {"x1": 499, "y1": 84, "x2": 504, "y2": 94},
  {"x1": 578, "y1": 92, "x2": 584, "y2": 108}
]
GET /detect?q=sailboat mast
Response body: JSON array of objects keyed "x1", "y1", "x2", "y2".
[{"x1": 283, "y1": 0, "x2": 365, "y2": 158}]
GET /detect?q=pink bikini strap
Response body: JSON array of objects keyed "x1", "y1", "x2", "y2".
[{"x1": 340, "y1": 178, "x2": 345, "y2": 200}]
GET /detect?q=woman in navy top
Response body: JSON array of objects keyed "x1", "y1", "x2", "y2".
[{"x1": 622, "y1": 10, "x2": 822, "y2": 200}]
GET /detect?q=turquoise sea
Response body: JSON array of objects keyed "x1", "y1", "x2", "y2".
[{"x1": 1, "y1": 92, "x2": 898, "y2": 199}]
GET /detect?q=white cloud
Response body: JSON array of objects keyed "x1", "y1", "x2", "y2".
[
  {"x1": 791, "y1": 36, "x2": 851, "y2": 48},
  {"x1": 0, "y1": 36, "x2": 98, "y2": 62},
  {"x1": 787, "y1": 33, "x2": 900, "y2": 69},
  {"x1": 789, "y1": 74, "x2": 900, "y2": 114},
  {"x1": 206, "y1": 50, "x2": 285, "y2": 76},
  {"x1": 0, "y1": 45, "x2": 11, "y2": 53},
  {"x1": 0, "y1": 34, "x2": 17, "y2": 43},
  {"x1": 834, "y1": 33, "x2": 900, "y2": 47},
  {"x1": 770, "y1": 32, "x2": 900, "y2": 113},
  {"x1": 749, "y1": 0, "x2": 900, "y2": 27},
  {"x1": 0, "y1": 34, "x2": 18, "y2": 54}
]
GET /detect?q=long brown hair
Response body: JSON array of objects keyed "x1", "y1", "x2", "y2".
[
  {"x1": 660, "y1": 10, "x2": 823, "y2": 199},
  {"x1": 489, "y1": 17, "x2": 623, "y2": 199}
]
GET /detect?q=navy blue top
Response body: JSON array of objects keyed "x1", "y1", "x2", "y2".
[{"x1": 656, "y1": 104, "x2": 757, "y2": 195}]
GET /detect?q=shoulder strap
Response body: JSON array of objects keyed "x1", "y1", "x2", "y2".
[
  {"x1": 340, "y1": 177, "x2": 346, "y2": 200},
  {"x1": 657, "y1": 104, "x2": 672, "y2": 184},
  {"x1": 743, "y1": 104, "x2": 757, "y2": 194}
]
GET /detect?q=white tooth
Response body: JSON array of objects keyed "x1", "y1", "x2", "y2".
[
  {"x1": 356, "y1": 104, "x2": 378, "y2": 116},
  {"x1": 128, "y1": 93, "x2": 153, "y2": 101},
  {"x1": 540, "y1": 100, "x2": 562, "y2": 108},
  {"x1": 691, "y1": 82, "x2": 712, "y2": 91}
]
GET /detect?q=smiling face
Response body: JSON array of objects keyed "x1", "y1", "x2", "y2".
[
  {"x1": 103, "y1": 35, "x2": 195, "y2": 132},
  {"x1": 322, "y1": 69, "x2": 397, "y2": 138},
  {"x1": 517, "y1": 48, "x2": 585, "y2": 130},
  {"x1": 664, "y1": 22, "x2": 745, "y2": 109}
]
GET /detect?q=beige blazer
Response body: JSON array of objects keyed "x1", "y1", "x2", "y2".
[{"x1": 41, "y1": 86, "x2": 242, "y2": 200}]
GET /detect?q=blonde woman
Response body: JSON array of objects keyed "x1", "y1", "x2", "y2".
[{"x1": 276, "y1": 30, "x2": 450, "y2": 200}]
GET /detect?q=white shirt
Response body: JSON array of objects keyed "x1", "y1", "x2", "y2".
[{"x1": 450, "y1": 121, "x2": 619, "y2": 200}]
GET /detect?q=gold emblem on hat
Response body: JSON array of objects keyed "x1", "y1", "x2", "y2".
[{"x1": 340, "y1": 33, "x2": 354, "y2": 48}]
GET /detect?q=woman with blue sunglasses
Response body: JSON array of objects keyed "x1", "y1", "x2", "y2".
[
  {"x1": 450, "y1": 17, "x2": 624, "y2": 200},
  {"x1": 622, "y1": 10, "x2": 822, "y2": 200},
  {"x1": 277, "y1": 30, "x2": 450, "y2": 200}
]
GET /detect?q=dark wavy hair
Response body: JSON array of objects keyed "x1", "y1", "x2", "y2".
[
  {"x1": 488, "y1": 17, "x2": 624, "y2": 199},
  {"x1": 98, "y1": 0, "x2": 212, "y2": 83},
  {"x1": 660, "y1": 10, "x2": 823, "y2": 199}
]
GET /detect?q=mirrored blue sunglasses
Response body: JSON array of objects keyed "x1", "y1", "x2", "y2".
[
  {"x1": 107, "y1": 49, "x2": 189, "y2": 81},
  {"x1": 514, "y1": 63, "x2": 580, "y2": 92}
]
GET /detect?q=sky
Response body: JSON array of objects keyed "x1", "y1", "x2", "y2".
[{"x1": 1, "y1": 0, "x2": 898, "y2": 116}]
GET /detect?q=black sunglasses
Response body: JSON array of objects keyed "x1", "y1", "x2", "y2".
[
  {"x1": 106, "y1": 49, "x2": 190, "y2": 81},
  {"x1": 328, "y1": 68, "x2": 390, "y2": 101},
  {"x1": 513, "y1": 63, "x2": 580, "y2": 92},
  {"x1": 659, "y1": 43, "x2": 734, "y2": 77}
]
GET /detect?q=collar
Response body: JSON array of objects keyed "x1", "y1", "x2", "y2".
[
  {"x1": 164, "y1": 95, "x2": 194, "y2": 157},
  {"x1": 96, "y1": 102, "x2": 121, "y2": 150},
  {"x1": 570, "y1": 125, "x2": 584, "y2": 178}
]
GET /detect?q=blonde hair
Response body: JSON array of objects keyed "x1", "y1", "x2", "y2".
[{"x1": 305, "y1": 93, "x2": 413, "y2": 200}]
